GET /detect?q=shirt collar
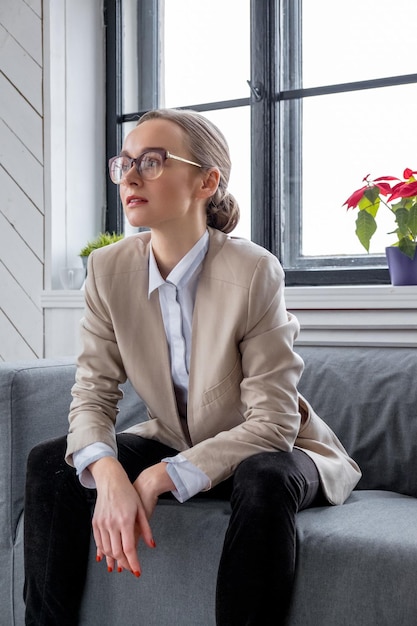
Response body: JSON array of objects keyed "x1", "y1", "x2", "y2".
[{"x1": 148, "y1": 230, "x2": 209, "y2": 297}]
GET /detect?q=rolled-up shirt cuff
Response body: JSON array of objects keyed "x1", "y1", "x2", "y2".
[
  {"x1": 73, "y1": 442, "x2": 116, "y2": 489},
  {"x1": 162, "y1": 453, "x2": 211, "y2": 502}
]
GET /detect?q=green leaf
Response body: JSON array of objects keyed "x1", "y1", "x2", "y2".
[
  {"x1": 398, "y1": 237, "x2": 417, "y2": 259},
  {"x1": 355, "y1": 210, "x2": 377, "y2": 252},
  {"x1": 392, "y1": 198, "x2": 412, "y2": 211},
  {"x1": 79, "y1": 231, "x2": 124, "y2": 257},
  {"x1": 358, "y1": 187, "x2": 380, "y2": 217},
  {"x1": 394, "y1": 207, "x2": 410, "y2": 236},
  {"x1": 409, "y1": 204, "x2": 417, "y2": 239}
]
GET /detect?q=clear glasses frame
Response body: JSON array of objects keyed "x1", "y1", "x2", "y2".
[{"x1": 108, "y1": 148, "x2": 202, "y2": 184}]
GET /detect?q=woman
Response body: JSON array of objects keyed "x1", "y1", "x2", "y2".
[{"x1": 24, "y1": 108, "x2": 361, "y2": 625}]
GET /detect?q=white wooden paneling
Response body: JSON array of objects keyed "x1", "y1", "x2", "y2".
[
  {"x1": 0, "y1": 72, "x2": 43, "y2": 162},
  {"x1": 286, "y1": 285, "x2": 417, "y2": 346},
  {"x1": 23, "y1": 0, "x2": 42, "y2": 19},
  {"x1": 0, "y1": 263, "x2": 43, "y2": 358},
  {"x1": 0, "y1": 0, "x2": 44, "y2": 360},
  {"x1": 0, "y1": 212, "x2": 43, "y2": 305},
  {"x1": 0, "y1": 23, "x2": 42, "y2": 113},
  {"x1": 0, "y1": 167, "x2": 44, "y2": 259},
  {"x1": 0, "y1": 311, "x2": 38, "y2": 361},
  {"x1": 0, "y1": 0, "x2": 42, "y2": 65},
  {"x1": 0, "y1": 119, "x2": 44, "y2": 209}
]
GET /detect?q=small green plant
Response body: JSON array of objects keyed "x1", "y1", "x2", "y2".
[
  {"x1": 343, "y1": 168, "x2": 417, "y2": 259},
  {"x1": 79, "y1": 232, "x2": 124, "y2": 257}
]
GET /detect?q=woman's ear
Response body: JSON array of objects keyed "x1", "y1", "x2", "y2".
[{"x1": 197, "y1": 168, "x2": 220, "y2": 199}]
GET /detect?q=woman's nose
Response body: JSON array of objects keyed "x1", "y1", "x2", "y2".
[{"x1": 122, "y1": 162, "x2": 144, "y2": 185}]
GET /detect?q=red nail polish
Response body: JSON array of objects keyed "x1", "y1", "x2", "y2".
[
  {"x1": 133, "y1": 570, "x2": 141, "y2": 578},
  {"x1": 151, "y1": 539, "x2": 156, "y2": 548},
  {"x1": 96, "y1": 555, "x2": 102, "y2": 562},
  {"x1": 107, "y1": 566, "x2": 113, "y2": 573},
  {"x1": 117, "y1": 566, "x2": 123, "y2": 573}
]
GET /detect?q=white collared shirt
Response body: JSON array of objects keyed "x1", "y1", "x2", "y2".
[{"x1": 73, "y1": 231, "x2": 211, "y2": 502}]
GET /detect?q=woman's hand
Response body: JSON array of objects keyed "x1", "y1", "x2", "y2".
[
  {"x1": 90, "y1": 457, "x2": 153, "y2": 576},
  {"x1": 89, "y1": 458, "x2": 175, "y2": 576},
  {"x1": 133, "y1": 462, "x2": 176, "y2": 519}
]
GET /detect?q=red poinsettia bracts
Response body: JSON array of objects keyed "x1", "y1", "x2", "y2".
[
  {"x1": 342, "y1": 168, "x2": 417, "y2": 258},
  {"x1": 389, "y1": 180, "x2": 417, "y2": 201},
  {"x1": 344, "y1": 169, "x2": 417, "y2": 209}
]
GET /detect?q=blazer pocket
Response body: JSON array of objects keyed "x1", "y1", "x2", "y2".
[{"x1": 201, "y1": 358, "x2": 242, "y2": 407}]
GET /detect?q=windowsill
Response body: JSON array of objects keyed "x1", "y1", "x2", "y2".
[
  {"x1": 41, "y1": 284, "x2": 417, "y2": 309},
  {"x1": 41, "y1": 285, "x2": 417, "y2": 352},
  {"x1": 284, "y1": 284, "x2": 417, "y2": 309}
]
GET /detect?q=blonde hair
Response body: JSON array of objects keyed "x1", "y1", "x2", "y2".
[{"x1": 137, "y1": 108, "x2": 240, "y2": 234}]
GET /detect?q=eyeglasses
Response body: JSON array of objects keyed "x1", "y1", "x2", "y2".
[{"x1": 108, "y1": 148, "x2": 202, "y2": 184}]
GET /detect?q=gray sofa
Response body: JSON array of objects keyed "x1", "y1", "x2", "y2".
[{"x1": 1, "y1": 345, "x2": 417, "y2": 626}]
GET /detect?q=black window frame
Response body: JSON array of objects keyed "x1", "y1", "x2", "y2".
[{"x1": 104, "y1": 0, "x2": 417, "y2": 286}]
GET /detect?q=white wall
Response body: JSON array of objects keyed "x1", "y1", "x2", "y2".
[{"x1": 43, "y1": 0, "x2": 105, "y2": 289}]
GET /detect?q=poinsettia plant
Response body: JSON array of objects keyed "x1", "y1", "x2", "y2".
[{"x1": 343, "y1": 168, "x2": 417, "y2": 259}]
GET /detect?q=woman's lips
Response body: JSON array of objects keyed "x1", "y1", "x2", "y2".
[{"x1": 126, "y1": 195, "x2": 148, "y2": 206}]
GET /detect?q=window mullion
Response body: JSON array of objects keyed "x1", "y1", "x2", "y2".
[
  {"x1": 279, "y1": 0, "x2": 302, "y2": 269},
  {"x1": 250, "y1": 0, "x2": 279, "y2": 254},
  {"x1": 136, "y1": 0, "x2": 160, "y2": 110},
  {"x1": 104, "y1": 0, "x2": 123, "y2": 233}
]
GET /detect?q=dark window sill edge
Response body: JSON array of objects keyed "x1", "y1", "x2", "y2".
[{"x1": 284, "y1": 268, "x2": 391, "y2": 287}]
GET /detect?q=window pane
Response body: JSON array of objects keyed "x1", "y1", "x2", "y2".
[
  {"x1": 161, "y1": 0, "x2": 250, "y2": 106},
  {"x1": 302, "y1": 0, "x2": 417, "y2": 88},
  {"x1": 300, "y1": 84, "x2": 417, "y2": 257},
  {"x1": 122, "y1": 1, "x2": 140, "y2": 113},
  {"x1": 203, "y1": 107, "x2": 251, "y2": 240}
]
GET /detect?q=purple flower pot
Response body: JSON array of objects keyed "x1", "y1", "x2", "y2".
[{"x1": 385, "y1": 246, "x2": 417, "y2": 286}]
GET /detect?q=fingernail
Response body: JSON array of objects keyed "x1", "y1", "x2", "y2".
[
  {"x1": 133, "y1": 570, "x2": 141, "y2": 578},
  {"x1": 117, "y1": 566, "x2": 123, "y2": 573},
  {"x1": 107, "y1": 566, "x2": 113, "y2": 573},
  {"x1": 96, "y1": 555, "x2": 102, "y2": 562},
  {"x1": 151, "y1": 539, "x2": 156, "y2": 548}
]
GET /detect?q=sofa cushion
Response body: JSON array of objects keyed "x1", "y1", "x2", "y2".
[
  {"x1": 80, "y1": 498, "x2": 231, "y2": 625},
  {"x1": 296, "y1": 346, "x2": 417, "y2": 497},
  {"x1": 288, "y1": 490, "x2": 417, "y2": 625},
  {"x1": 13, "y1": 490, "x2": 417, "y2": 626}
]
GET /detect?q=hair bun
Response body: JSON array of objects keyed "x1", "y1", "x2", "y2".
[{"x1": 207, "y1": 192, "x2": 240, "y2": 234}]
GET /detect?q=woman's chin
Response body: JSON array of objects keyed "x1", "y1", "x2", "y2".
[{"x1": 124, "y1": 212, "x2": 150, "y2": 229}]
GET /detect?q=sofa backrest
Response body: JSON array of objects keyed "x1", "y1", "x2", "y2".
[
  {"x1": 296, "y1": 345, "x2": 417, "y2": 498},
  {"x1": 1, "y1": 344, "x2": 416, "y2": 537}
]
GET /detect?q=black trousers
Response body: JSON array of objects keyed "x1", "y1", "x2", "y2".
[{"x1": 24, "y1": 434, "x2": 324, "y2": 626}]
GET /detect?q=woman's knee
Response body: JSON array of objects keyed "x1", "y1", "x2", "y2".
[
  {"x1": 233, "y1": 450, "x2": 321, "y2": 513},
  {"x1": 26, "y1": 436, "x2": 69, "y2": 484},
  {"x1": 233, "y1": 451, "x2": 304, "y2": 501},
  {"x1": 236, "y1": 450, "x2": 295, "y2": 480}
]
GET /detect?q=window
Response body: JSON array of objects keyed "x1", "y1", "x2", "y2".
[
  {"x1": 104, "y1": 0, "x2": 251, "y2": 238},
  {"x1": 105, "y1": 0, "x2": 417, "y2": 285}
]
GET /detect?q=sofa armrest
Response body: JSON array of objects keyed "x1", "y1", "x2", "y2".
[{"x1": 0, "y1": 358, "x2": 77, "y2": 544}]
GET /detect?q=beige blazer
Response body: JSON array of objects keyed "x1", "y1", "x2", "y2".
[{"x1": 66, "y1": 227, "x2": 361, "y2": 505}]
